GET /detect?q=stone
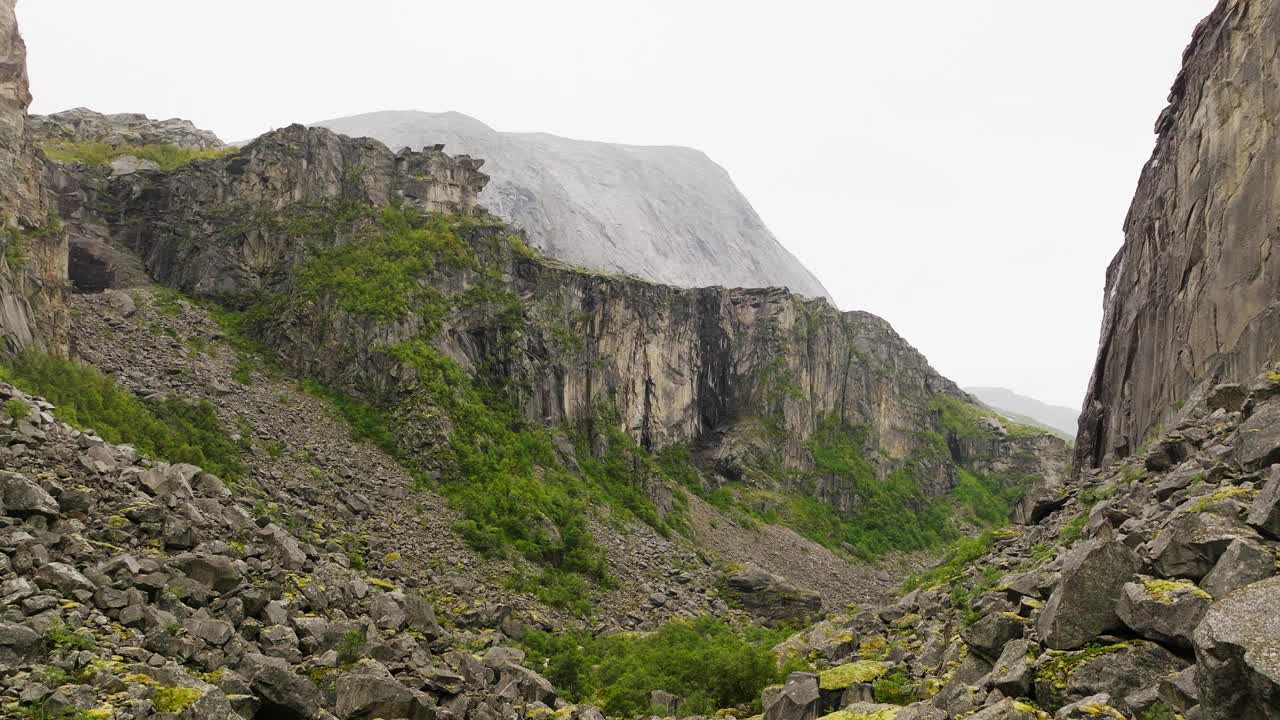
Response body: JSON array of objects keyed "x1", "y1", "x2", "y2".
[
  {"x1": 33, "y1": 561, "x2": 97, "y2": 595},
  {"x1": 371, "y1": 592, "x2": 407, "y2": 631},
  {"x1": 0, "y1": 623, "x2": 41, "y2": 671},
  {"x1": 763, "y1": 672, "x2": 820, "y2": 720},
  {"x1": 241, "y1": 652, "x2": 323, "y2": 720},
  {"x1": 649, "y1": 689, "x2": 681, "y2": 715},
  {"x1": 723, "y1": 566, "x2": 822, "y2": 626},
  {"x1": 173, "y1": 553, "x2": 244, "y2": 593},
  {"x1": 1207, "y1": 383, "x2": 1248, "y2": 413},
  {"x1": 1116, "y1": 578, "x2": 1212, "y2": 649},
  {"x1": 1200, "y1": 537, "x2": 1276, "y2": 598},
  {"x1": 1148, "y1": 510, "x2": 1259, "y2": 581},
  {"x1": 335, "y1": 660, "x2": 415, "y2": 719},
  {"x1": 1193, "y1": 575, "x2": 1280, "y2": 719},
  {"x1": 1036, "y1": 540, "x2": 1138, "y2": 650},
  {"x1": 1013, "y1": 488, "x2": 1069, "y2": 525},
  {"x1": 966, "y1": 698, "x2": 1051, "y2": 720},
  {"x1": 1233, "y1": 401, "x2": 1280, "y2": 471},
  {"x1": 0, "y1": 471, "x2": 59, "y2": 517},
  {"x1": 1246, "y1": 466, "x2": 1280, "y2": 538},
  {"x1": 1156, "y1": 666, "x2": 1198, "y2": 713},
  {"x1": 1054, "y1": 694, "x2": 1125, "y2": 720},
  {"x1": 184, "y1": 617, "x2": 234, "y2": 645},
  {"x1": 961, "y1": 612, "x2": 1026, "y2": 662},
  {"x1": 109, "y1": 154, "x2": 160, "y2": 176},
  {"x1": 1032, "y1": 640, "x2": 1188, "y2": 714},
  {"x1": 991, "y1": 639, "x2": 1036, "y2": 698}
]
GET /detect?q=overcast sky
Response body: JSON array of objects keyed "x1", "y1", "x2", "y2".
[{"x1": 20, "y1": 1, "x2": 1216, "y2": 409}]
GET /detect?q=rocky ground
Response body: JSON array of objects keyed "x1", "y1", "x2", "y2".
[{"x1": 753, "y1": 371, "x2": 1280, "y2": 720}]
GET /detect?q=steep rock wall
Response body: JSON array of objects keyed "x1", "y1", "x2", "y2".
[
  {"x1": 82, "y1": 125, "x2": 1069, "y2": 500},
  {"x1": 1079, "y1": 0, "x2": 1280, "y2": 469},
  {"x1": 0, "y1": 0, "x2": 66, "y2": 354}
]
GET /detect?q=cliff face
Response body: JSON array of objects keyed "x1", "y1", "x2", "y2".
[
  {"x1": 80, "y1": 125, "x2": 1068, "y2": 505},
  {"x1": 0, "y1": 0, "x2": 66, "y2": 355},
  {"x1": 1078, "y1": 0, "x2": 1280, "y2": 469},
  {"x1": 31, "y1": 107, "x2": 225, "y2": 149},
  {"x1": 315, "y1": 111, "x2": 834, "y2": 301}
]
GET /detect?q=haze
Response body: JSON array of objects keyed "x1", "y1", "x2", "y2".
[{"x1": 19, "y1": 0, "x2": 1217, "y2": 409}]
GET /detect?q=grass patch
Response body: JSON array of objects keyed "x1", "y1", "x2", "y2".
[
  {"x1": 41, "y1": 140, "x2": 236, "y2": 171},
  {"x1": 0, "y1": 352, "x2": 242, "y2": 480},
  {"x1": 521, "y1": 617, "x2": 796, "y2": 717}
]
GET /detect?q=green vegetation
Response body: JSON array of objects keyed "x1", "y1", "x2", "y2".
[
  {"x1": 2, "y1": 214, "x2": 63, "y2": 269},
  {"x1": 41, "y1": 140, "x2": 237, "y2": 171},
  {"x1": 4, "y1": 397, "x2": 29, "y2": 422},
  {"x1": 0, "y1": 352, "x2": 243, "y2": 479},
  {"x1": 12, "y1": 704, "x2": 105, "y2": 720},
  {"x1": 1137, "y1": 702, "x2": 1182, "y2": 720},
  {"x1": 301, "y1": 379, "x2": 399, "y2": 454},
  {"x1": 505, "y1": 567, "x2": 598, "y2": 617},
  {"x1": 336, "y1": 628, "x2": 367, "y2": 665},
  {"x1": 1141, "y1": 578, "x2": 1211, "y2": 603},
  {"x1": 520, "y1": 617, "x2": 795, "y2": 717},
  {"x1": 818, "y1": 661, "x2": 887, "y2": 689},
  {"x1": 45, "y1": 622, "x2": 97, "y2": 651},
  {"x1": 1034, "y1": 643, "x2": 1136, "y2": 710},
  {"x1": 872, "y1": 669, "x2": 924, "y2": 705},
  {"x1": 932, "y1": 395, "x2": 1042, "y2": 439}
]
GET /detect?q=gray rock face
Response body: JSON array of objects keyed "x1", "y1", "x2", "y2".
[
  {"x1": 763, "y1": 672, "x2": 820, "y2": 720},
  {"x1": 1033, "y1": 641, "x2": 1188, "y2": 714},
  {"x1": 723, "y1": 565, "x2": 821, "y2": 626},
  {"x1": 1194, "y1": 575, "x2": 1280, "y2": 720},
  {"x1": 1200, "y1": 537, "x2": 1276, "y2": 598},
  {"x1": 0, "y1": 0, "x2": 67, "y2": 355},
  {"x1": 1036, "y1": 540, "x2": 1138, "y2": 650},
  {"x1": 31, "y1": 107, "x2": 224, "y2": 149},
  {"x1": 1078, "y1": 0, "x2": 1280, "y2": 469},
  {"x1": 315, "y1": 110, "x2": 832, "y2": 301}
]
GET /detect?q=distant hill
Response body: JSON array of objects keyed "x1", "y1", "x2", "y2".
[
  {"x1": 966, "y1": 386, "x2": 1078, "y2": 441},
  {"x1": 313, "y1": 110, "x2": 832, "y2": 301}
]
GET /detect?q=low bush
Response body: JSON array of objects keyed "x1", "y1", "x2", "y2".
[{"x1": 521, "y1": 617, "x2": 794, "y2": 717}]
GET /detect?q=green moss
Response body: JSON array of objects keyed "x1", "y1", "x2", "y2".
[
  {"x1": 42, "y1": 140, "x2": 237, "y2": 170},
  {"x1": 817, "y1": 709, "x2": 899, "y2": 720},
  {"x1": 1187, "y1": 486, "x2": 1255, "y2": 513},
  {"x1": 1010, "y1": 701, "x2": 1052, "y2": 720},
  {"x1": 819, "y1": 661, "x2": 888, "y2": 689},
  {"x1": 1034, "y1": 643, "x2": 1135, "y2": 709},
  {"x1": 858, "y1": 635, "x2": 889, "y2": 660},
  {"x1": 151, "y1": 686, "x2": 203, "y2": 713},
  {"x1": 1141, "y1": 578, "x2": 1211, "y2": 603},
  {"x1": 1077, "y1": 703, "x2": 1127, "y2": 720},
  {"x1": 45, "y1": 622, "x2": 97, "y2": 650}
]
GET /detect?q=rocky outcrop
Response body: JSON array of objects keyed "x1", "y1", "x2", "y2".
[
  {"x1": 315, "y1": 110, "x2": 834, "y2": 301},
  {"x1": 1078, "y1": 0, "x2": 1280, "y2": 470},
  {"x1": 0, "y1": 0, "x2": 66, "y2": 355},
  {"x1": 30, "y1": 107, "x2": 224, "y2": 149}
]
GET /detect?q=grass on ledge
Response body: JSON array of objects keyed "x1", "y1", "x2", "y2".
[{"x1": 41, "y1": 140, "x2": 237, "y2": 171}]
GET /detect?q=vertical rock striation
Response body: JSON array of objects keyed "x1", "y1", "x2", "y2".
[
  {"x1": 1078, "y1": 0, "x2": 1280, "y2": 469},
  {"x1": 0, "y1": 0, "x2": 66, "y2": 354}
]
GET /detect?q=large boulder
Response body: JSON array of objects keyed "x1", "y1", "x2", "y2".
[
  {"x1": 1116, "y1": 578, "x2": 1211, "y2": 649},
  {"x1": 723, "y1": 566, "x2": 821, "y2": 626},
  {"x1": 1193, "y1": 575, "x2": 1280, "y2": 720},
  {"x1": 240, "y1": 653, "x2": 323, "y2": 720},
  {"x1": 1200, "y1": 538, "x2": 1276, "y2": 598},
  {"x1": 1232, "y1": 401, "x2": 1280, "y2": 470},
  {"x1": 1032, "y1": 641, "x2": 1188, "y2": 713},
  {"x1": 961, "y1": 612, "x2": 1026, "y2": 662},
  {"x1": 991, "y1": 639, "x2": 1037, "y2": 698},
  {"x1": 1246, "y1": 466, "x2": 1280, "y2": 538},
  {"x1": 0, "y1": 623, "x2": 41, "y2": 671},
  {"x1": 0, "y1": 471, "x2": 59, "y2": 517},
  {"x1": 1035, "y1": 540, "x2": 1138, "y2": 650},
  {"x1": 764, "y1": 672, "x2": 821, "y2": 720},
  {"x1": 335, "y1": 660, "x2": 415, "y2": 719},
  {"x1": 1148, "y1": 510, "x2": 1259, "y2": 581}
]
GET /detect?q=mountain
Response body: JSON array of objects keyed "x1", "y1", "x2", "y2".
[
  {"x1": 965, "y1": 386, "x2": 1078, "y2": 440},
  {"x1": 313, "y1": 110, "x2": 833, "y2": 301}
]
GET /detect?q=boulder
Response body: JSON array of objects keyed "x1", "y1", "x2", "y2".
[
  {"x1": 764, "y1": 672, "x2": 820, "y2": 720},
  {"x1": 1117, "y1": 578, "x2": 1211, "y2": 649},
  {"x1": 1200, "y1": 538, "x2": 1276, "y2": 598},
  {"x1": 724, "y1": 566, "x2": 821, "y2": 626},
  {"x1": 1035, "y1": 540, "x2": 1138, "y2": 650},
  {"x1": 33, "y1": 562, "x2": 97, "y2": 596},
  {"x1": 1232, "y1": 401, "x2": 1280, "y2": 470},
  {"x1": 1193, "y1": 575, "x2": 1280, "y2": 719},
  {"x1": 241, "y1": 653, "x2": 323, "y2": 720},
  {"x1": 1148, "y1": 510, "x2": 1259, "y2": 581},
  {"x1": 173, "y1": 554, "x2": 243, "y2": 594},
  {"x1": 1014, "y1": 488, "x2": 1069, "y2": 525},
  {"x1": 967, "y1": 698, "x2": 1053, "y2": 720},
  {"x1": 991, "y1": 639, "x2": 1037, "y2": 698},
  {"x1": 1033, "y1": 641, "x2": 1188, "y2": 713},
  {"x1": 0, "y1": 471, "x2": 59, "y2": 517},
  {"x1": 1054, "y1": 694, "x2": 1126, "y2": 720},
  {"x1": 0, "y1": 623, "x2": 41, "y2": 671},
  {"x1": 1246, "y1": 466, "x2": 1280, "y2": 538},
  {"x1": 962, "y1": 612, "x2": 1027, "y2": 662},
  {"x1": 1156, "y1": 666, "x2": 1199, "y2": 713},
  {"x1": 335, "y1": 660, "x2": 415, "y2": 719}
]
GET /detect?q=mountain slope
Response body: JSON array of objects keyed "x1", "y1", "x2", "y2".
[
  {"x1": 314, "y1": 110, "x2": 833, "y2": 300},
  {"x1": 966, "y1": 386, "x2": 1078, "y2": 440}
]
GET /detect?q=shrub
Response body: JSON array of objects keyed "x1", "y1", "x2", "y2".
[
  {"x1": 4, "y1": 397, "x2": 29, "y2": 421},
  {"x1": 45, "y1": 622, "x2": 96, "y2": 651},
  {"x1": 336, "y1": 628, "x2": 367, "y2": 665},
  {"x1": 0, "y1": 352, "x2": 242, "y2": 479},
  {"x1": 521, "y1": 617, "x2": 792, "y2": 717}
]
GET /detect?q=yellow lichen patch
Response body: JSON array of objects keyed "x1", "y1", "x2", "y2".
[
  {"x1": 893, "y1": 613, "x2": 922, "y2": 628},
  {"x1": 87, "y1": 706, "x2": 114, "y2": 720},
  {"x1": 817, "y1": 708, "x2": 899, "y2": 720},
  {"x1": 124, "y1": 673, "x2": 158, "y2": 686},
  {"x1": 1011, "y1": 700, "x2": 1052, "y2": 720},
  {"x1": 151, "y1": 686, "x2": 203, "y2": 713},
  {"x1": 858, "y1": 635, "x2": 889, "y2": 660},
  {"x1": 1141, "y1": 579, "x2": 1211, "y2": 603},
  {"x1": 1079, "y1": 703, "x2": 1126, "y2": 719},
  {"x1": 368, "y1": 577, "x2": 397, "y2": 591},
  {"x1": 1187, "y1": 486, "x2": 1256, "y2": 513},
  {"x1": 999, "y1": 612, "x2": 1032, "y2": 625},
  {"x1": 818, "y1": 661, "x2": 889, "y2": 690}
]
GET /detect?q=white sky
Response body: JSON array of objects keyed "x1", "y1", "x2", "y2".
[{"x1": 20, "y1": 1, "x2": 1217, "y2": 409}]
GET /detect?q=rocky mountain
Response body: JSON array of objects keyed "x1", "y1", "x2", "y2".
[
  {"x1": 12, "y1": 0, "x2": 1280, "y2": 718},
  {"x1": 31, "y1": 108, "x2": 224, "y2": 150},
  {"x1": 965, "y1": 388, "x2": 1077, "y2": 441},
  {"x1": 313, "y1": 111, "x2": 833, "y2": 301},
  {"x1": 1077, "y1": 0, "x2": 1280, "y2": 471}
]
